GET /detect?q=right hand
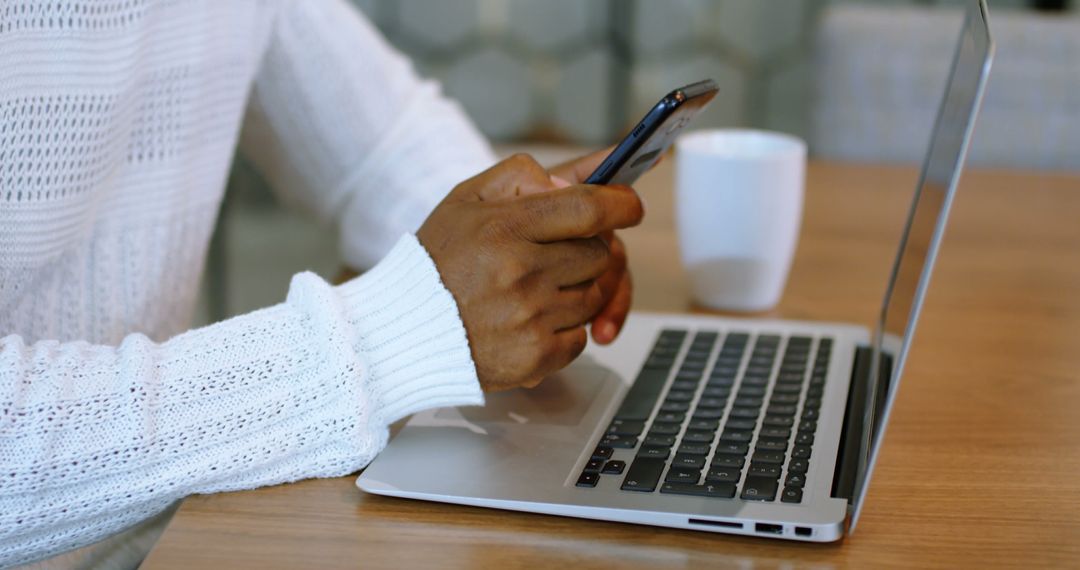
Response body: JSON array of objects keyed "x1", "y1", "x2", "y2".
[{"x1": 417, "y1": 154, "x2": 644, "y2": 392}]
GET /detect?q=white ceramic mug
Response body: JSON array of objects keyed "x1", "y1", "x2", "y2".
[{"x1": 675, "y1": 129, "x2": 806, "y2": 312}]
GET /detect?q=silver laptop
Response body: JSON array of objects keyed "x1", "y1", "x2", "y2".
[{"x1": 358, "y1": 0, "x2": 994, "y2": 542}]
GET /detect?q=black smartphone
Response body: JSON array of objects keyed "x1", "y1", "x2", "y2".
[{"x1": 585, "y1": 79, "x2": 719, "y2": 186}]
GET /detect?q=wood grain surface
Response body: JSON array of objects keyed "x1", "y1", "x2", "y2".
[{"x1": 143, "y1": 160, "x2": 1080, "y2": 569}]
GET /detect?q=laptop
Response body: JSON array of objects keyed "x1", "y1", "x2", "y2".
[{"x1": 357, "y1": 0, "x2": 994, "y2": 542}]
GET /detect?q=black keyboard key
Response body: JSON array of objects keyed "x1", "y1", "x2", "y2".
[
  {"x1": 781, "y1": 487, "x2": 803, "y2": 503},
  {"x1": 607, "y1": 419, "x2": 646, "y2": 436},
  {"x1": 649, "y1": 423, "x2": 681, "y2": 436},
  {"x1": 687, "y1": 419, "x2": 719, "y2": 432},
  {"x1": 795, "y1": 433, "x2": 815, "y2": 446},
  {"x1": 600, "y1": 435, "x2": 637, "y2": 449},
  {"x1": 660, "y1": 482, "x2": 736, "y2": 499},
  {"x1": 614, "y1": 369, "x2": 670, "y2": 420},
  {"x1": 798, "y1": 420, "x2": 817, "y2": 432},
  {"x1": 711, "y1": 455, "x2": 745, "y2": 468},
  {"x1": 737, "y1": 385, "x2": 767, "y2": 397},
  {"x1": 763, "y1": 415, "x2": 794, "y2": 427},
  {"x1": 602, "y1": 460, "x2": 626, "y2": 475},
  {"x1": 707, "y1": 376, "x2": 735, "y2": 388},
  {"x1": 724, "y1": 418, "x2": 756, "y2": 430},
  {"x1": 772, "y1": 382, "x2": 802, "y2": 394},
  {"x1": 681, "y1": 431, "x2": 714, "y2": 444},
  {"x1": 719, "y1": 430, "x2": 753, "y2": 443},
  {"x1": 788, "y1": 459, "x2": 809, "y2": 474},
  {"x1": 756, "y1": 439, "x2": 788, "y2": 452},
  {"x1": 660, "y1": 392, "x2": 695, "y2": 405},
  {"x1": 591, "y1": 446, "x2": 613, "y2": 460},
  {"x1": 697, "y1": 397, "x2": 727, "y2": 409},
  {"x1": 785, "y1": 473, "x2": 806, "y2": 488},
  {"x1": 691, "y1": 408, "x2": 725, "y2": 420},
  {"x1": 576, "y1": 472, "x2": 599, "y2": 487},
  {"x1": 671, "y1": 380, "x2": 699, "y2": 392},
  {"x1": 740, "y1": 475, "x2": 779, "y2": 501},
  {"x1": 705, "y1": 468, "x2": 741, "y2": 483},
  {"x1": 752, "y1": 450, "x2": 786, "y2": 465},
  {"x1": 766, "y1": 404, "x2": 798, "y2": 416},
  {"x1": 701, "y1": 386, "x2": 731, "y2": 398},
  {"x1": 665, "y1": 467, "x2": 701, "y2": 484},
  {"x1": 660, "y1": 401, "x2": 690, "y2": 413},
  {"x1": 672, "y1": 454, "x2": 706, "y2": 470},
  {"x1": 748, "y1": 464, "x2": 781, "y2": 478},
  {"x1": 728, "y1": 408, "x2": 760, "y2": 419},
  {"x1": 792, "y1": 445, "x2": 813, "y2": 459},
  {"x1": 584, "y1": 459, "x2": 604, "y2": 472},
  {"x1": 678, "y1": 443, "x2": 711, "y2": 456},
  {"x1": 733, "y1": 396, "x2": 764, "y2": 408},
  {"x1": 644, "y1": 434, "x2": 676, "y2": 447},
  {"x1": 714, "y1": 443, "x2": 749, "y2": 456},
  {"x1": 665, "y1": 391, "x2": 695, "y2": 403},
  {"x1": 801, "y1": 408, "x2": 820, "y2": 420},
  {"x1": 770, "y1": 393, "x2": 800, "y2": 405},
  {"x1": 621, "y1": 457, "x2": 666, "y2": 492},
  {"x1": 710, "y1": 367, "x2": 739, "y2": 378},
  {"x1": 654, "y1": 412, "x2": 686, "y2": 424},
  {"x1": 637, "y1": 446, "x2": 670, "y2": 459},
  {"x1": 676, "y1": 370, "x2": 702, "y2": 380},
  {"x1": 760, "y1": 427, "x2": 791, "y2": 439},
  {"x1": 804, "y1": 398, "x2": 822, "y2": 410}
]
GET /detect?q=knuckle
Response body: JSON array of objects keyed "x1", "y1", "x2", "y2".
[{"x1": 506, "y1": 153, "x2": 545, "y2": 176}]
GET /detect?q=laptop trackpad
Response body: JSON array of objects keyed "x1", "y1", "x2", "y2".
[{"x1": 436, "y1": 366, "x2": 611, "y2": 427}]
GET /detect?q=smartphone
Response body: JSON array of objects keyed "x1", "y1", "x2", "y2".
[{"x1": 585, "y1": 79, "x2": 719, "y2": 186}]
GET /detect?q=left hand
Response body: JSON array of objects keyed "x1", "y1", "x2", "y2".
[{"x1": 547, "y1": 148, "x2": 634, "y2": 345}]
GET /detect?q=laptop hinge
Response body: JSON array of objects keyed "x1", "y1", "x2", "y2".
[{"x1": 831, "y1": 346, "x2": 874, "y2": 502}]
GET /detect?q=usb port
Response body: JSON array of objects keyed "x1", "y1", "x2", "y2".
[
  {"x1": 755, "y1": 523, "x2": 783, "y2": 535},
  {"x1": 795, "y1": 526, "x2": 813, "y2": 537}
]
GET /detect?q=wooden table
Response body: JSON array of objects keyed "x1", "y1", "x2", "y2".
[{"x1": 143, "y1": 160, "x2": 1080, "y2": 569}]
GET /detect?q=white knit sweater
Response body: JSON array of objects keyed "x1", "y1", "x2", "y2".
[{"x1": 0, "y1": 0, "x2": 497, "y2": 566}]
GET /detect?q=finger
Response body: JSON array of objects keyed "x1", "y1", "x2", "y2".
[
  {"x1": 536, "y1": 237, "x2": 610, "y2": 286},
  {"x1": 547, "y1": 281, "x2": 606, "y2": 332},
  {"x1": 510, "y1": 184, "x2": 644, "y2": 243},
  {"x1": 548, "y1": 146, "x2": 615, "y2": 185},
  {"x1": 592, "y1": 234, "x2": 626, "y2": 300},
  {"x1": 591, "y1": 268, "x2": 632, "y2": 345},
  {"x1": 547, "y1": 325, "x2": 589, "y2": 373},
  {"x1": 451, "y1": 153, "x2": 557, "y2": 202}
]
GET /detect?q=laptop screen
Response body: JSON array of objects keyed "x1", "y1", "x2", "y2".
[{"x1": 850, "y1": 0, "x2": 994, "y2": 531}]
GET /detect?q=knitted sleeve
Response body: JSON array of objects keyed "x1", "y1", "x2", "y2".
[
  {"x1": 238, "y1": 0, "x2": 497, "y2": 270},
  {"x1": 0, "y1": 235, "x2": 484, "y2": 567}
]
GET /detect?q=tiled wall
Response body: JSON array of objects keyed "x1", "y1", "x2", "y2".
[{"x1": 349, "y1": 0, "x2": 1051, "y2": 144}]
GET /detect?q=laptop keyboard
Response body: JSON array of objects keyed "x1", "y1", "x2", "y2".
[{"x1": 575, "y1": 329, "x2": 832, "y2": 504}]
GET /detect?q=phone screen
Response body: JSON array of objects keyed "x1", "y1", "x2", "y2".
[{"x1": 586, "y1": 80, "x2": 718, "y2": 186}]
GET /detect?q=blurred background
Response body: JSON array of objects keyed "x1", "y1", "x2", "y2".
[{"x1": 201, "y1": 0, "x2": 1079, "y2": 325}]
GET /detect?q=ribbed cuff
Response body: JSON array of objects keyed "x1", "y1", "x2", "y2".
[{"x1": 335, "y1": 233, "x2": 484, "y2": 424}]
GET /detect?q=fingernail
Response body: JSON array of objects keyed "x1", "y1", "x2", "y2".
[
  {"x1": 601, "y1": 322, "x2": 617, "y2": 341},
  {"x1": 550, "y1": 175, "x2": 572, "y2": 189}
]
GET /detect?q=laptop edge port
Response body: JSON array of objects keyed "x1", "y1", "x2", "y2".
[
  {"x1": 755, "y1": 523, "x2": 783, "y2": 535},
  {"x1": 795, "y1": 526, "x2": 813, "y2": 537}
]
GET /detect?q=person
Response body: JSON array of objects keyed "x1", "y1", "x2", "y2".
[{"x1": 0, "y1": 0, "x2": 643, "y2": 567}]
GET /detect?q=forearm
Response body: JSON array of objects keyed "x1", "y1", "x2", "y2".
[
  {"x1": 0, "y1": 234, "x2": 482, "y2": 567},
  {"x1": 239, "y1": 0, "x2": 496, "y2": 269}
]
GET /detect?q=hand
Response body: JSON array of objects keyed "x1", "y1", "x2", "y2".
[
  {"x1": 548, "y1": 148, "x2": 635, "y2": 345},
  {"x1": 417, "y1": 154, "x2": 644, "y2": 392}
]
